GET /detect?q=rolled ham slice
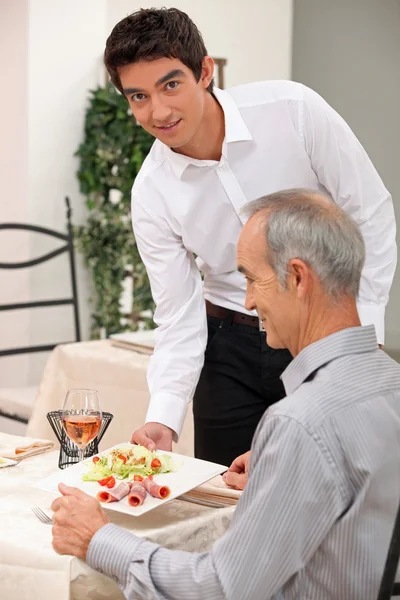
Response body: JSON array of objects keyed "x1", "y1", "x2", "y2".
[
  {"x1": 143, "y1": 476, "x2": 170, "y2": 499},
  {"x1": 127, "y1": 481, "x2": 147, "y2": 507},
  {"x1": 97, "y1": 481, "x2": 131, "y2": 503}
]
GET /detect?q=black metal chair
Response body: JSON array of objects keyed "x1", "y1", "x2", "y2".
[
  {"x1": 377, "y1": 499, "x2": 400, "y2": 599},
  {"x1": 0, "y1": 197, "x2": 81, "y2": 424}
]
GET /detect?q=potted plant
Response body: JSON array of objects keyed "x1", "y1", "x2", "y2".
[{"x1": 75, "y1": 84, "x2": 154, "y2": 338}]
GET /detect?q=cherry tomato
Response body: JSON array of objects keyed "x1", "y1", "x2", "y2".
[
  {"x1": 118, "y1": 454, "x2": 127, "y2": 464},
  {"x1": 92, "y1": 456, "x2": 100, "y2": 464},
  {"x1": 106, "y1": 476, "x2": 116, "y2": 488},
  {"x1": 147, "y1": 474, "x2": 153, "y2": 480},
  {"x1": 98, "y1": 476, "x2": 113, "y2": 486},
  {"x1": 151, "y1": 458, "x2": 162, "y2": 469},
  {"x1": 133, "y1": 475, "x2": 144, "y2": 481}
]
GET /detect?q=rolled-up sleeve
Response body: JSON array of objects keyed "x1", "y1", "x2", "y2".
[
  {"x1": 301, "y1": 86, "x2": 397, "y2": 344},
  {"x1": 132, "y1": 192, "x2": 207, "y2": 438}
]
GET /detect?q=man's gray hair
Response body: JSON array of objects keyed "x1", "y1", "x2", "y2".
[{"x1": 242, "y1": 188, "x2": 366, "y2": 298}]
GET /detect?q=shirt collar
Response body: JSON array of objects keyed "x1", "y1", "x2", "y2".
[
  {"x1": 281, "y1": 325, "x2": 378, "y2": 396},
  {"x1": 213, "y1": 87, "x2": 253, "y2": 144},
  {"x1": 163, "y1": 87, "x2": 253, "y2": 179}
]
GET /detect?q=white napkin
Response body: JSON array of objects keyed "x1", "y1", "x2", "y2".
[
  {"x1": 0, "y1": 433, "x2": 55, "y2": 461},
  {"x1": 185, "y1": 475, "x2": 242, "y2": 506}
]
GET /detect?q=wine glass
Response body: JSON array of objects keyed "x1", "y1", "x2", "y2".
[{"x1": 61, "y1": 389, "x2": 102, "y2": 462}]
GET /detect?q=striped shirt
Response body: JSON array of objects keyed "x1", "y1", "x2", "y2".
[{"x1": 87, "y1": 325, "x2": 400, "y2": 599}]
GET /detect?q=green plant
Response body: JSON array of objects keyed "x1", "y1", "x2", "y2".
[{"x1": 75, "y1": 84, "x2": 155, "y2": 338}]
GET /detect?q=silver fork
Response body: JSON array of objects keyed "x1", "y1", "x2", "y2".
[{"x1": 31, "y1": 506, "x2": 53, "y2": 525}]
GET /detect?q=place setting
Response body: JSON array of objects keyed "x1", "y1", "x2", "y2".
[
  {"x1": 31, "y1": 388, "x2": 241, "y2": 524},
  {"x1": 0, "y1": 386, "x2": 239, "y2": 600},
  {"x1": 0, "y1": 434, "x2": 56, "y2": 467}
]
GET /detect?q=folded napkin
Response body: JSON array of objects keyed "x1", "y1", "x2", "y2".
[
  {"x1": 0, "y1": 432, "x2": 55, "y2": 461},
  {"x1": 184, "y1": 475, "x2": 243, "y2": 506}
]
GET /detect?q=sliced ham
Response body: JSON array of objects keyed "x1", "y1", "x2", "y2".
[
  {"x1": 97, "y1": 481, "x2": 131, "y2": 503},
  {"x1": 127, "y1": 481, "x2": 147, "y2": 507},
  {"x1": 143, "y1": 476, "x2": 170, "y2": 499}
]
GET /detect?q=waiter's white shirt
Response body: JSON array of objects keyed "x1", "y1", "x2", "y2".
[{"x1": 131, "y1": 80, "x2": 396, "y2": 438}]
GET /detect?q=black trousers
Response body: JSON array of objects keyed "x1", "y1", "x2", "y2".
[{"x1": 193, "y1": 313, "x2": 292, "y2": 466}]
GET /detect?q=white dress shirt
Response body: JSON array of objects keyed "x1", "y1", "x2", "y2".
[{"x1": 131, "y1": 81, "x2": 396, "y2": 438}]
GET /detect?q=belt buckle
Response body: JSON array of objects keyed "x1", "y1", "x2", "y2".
[{"x1": 259, "y1": 318, "x2": 264, "y2": 332}]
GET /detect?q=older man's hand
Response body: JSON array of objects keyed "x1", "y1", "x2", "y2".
[
  {"x1": 51, "y1": 483, "x2": 109, "y2": 559},
  {"x1": 222, "y1": 450, "x2": 251, "y2": 491}
]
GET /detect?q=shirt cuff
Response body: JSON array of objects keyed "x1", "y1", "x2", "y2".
[
  {"x1": 357, "y1": 303, "x2": 385, "y2": 345},
  {"x1": 87, "y1": 523, "x2": 156, "y2": 587},
  {"x1": 145, "y1": 392, "x2": 188, "y2": 441}
]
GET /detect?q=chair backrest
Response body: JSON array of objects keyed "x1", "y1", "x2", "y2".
[
  {"x1": 0, "y1": 197, "x2": 81, "y2": 357},
  {"x1": 377, "y1": 499, "x2": 400, "y2": 599}
]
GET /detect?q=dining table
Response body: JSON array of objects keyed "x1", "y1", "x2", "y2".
[
  {"x1": 0, "y1": 432, "x2": 235, "y2": 600},
  {"x1": 26, "y1": 340, "x2": 195, "y2": 456}
]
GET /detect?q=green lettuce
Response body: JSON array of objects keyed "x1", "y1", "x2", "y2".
[{"x1": 82, "y1": 446, "x2": 181, "y2": 483}]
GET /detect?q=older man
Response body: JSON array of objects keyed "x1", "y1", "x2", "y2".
[{"x1": 52, "y1": 189, "x2": 400, "y2": 600}]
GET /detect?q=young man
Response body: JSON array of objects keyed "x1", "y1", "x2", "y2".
[
  {"x1": 51, "y1": 191, "x2": 400, "y2": 600},
  {"x1": 104, "y1": 8, "x2": 396, "y2": 466}
]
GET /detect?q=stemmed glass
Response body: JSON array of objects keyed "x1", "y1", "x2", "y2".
[{"x1": 61, "y1": 389, "x2": 102, "y2": 462}]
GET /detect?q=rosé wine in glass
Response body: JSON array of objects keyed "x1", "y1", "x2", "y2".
[{"x1": 61, "y1": 389, "x2": 102, "y2": 461}]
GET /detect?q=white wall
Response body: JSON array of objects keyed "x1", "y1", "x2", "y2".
[
  {"x1": 0, "y1": 0, "x2": 293, "y2": 387},
  {"x1": 107, "y1": 0, "x2": 293, "y2": 85}
]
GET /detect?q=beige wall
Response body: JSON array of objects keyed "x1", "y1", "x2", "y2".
[
  {"x1": 27, "y1": 0, "x2": 107, "y2": 381},
  {"x1": 0, "y1": 0, "x2": 106, "y2": 385},
  {"x1": 0, "y1": 0, "x2": 294, "y2": 386},
  {"x1": 292, "y1": 0, "x2": 400, "y2": 353},
  {"x1": 0, "y1": 0, "x2": 30, "y2": 385}
]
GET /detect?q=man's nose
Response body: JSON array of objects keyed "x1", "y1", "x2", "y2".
[
  {"x1": 152, "y1": 97, "x2": 172, "y2": 123},
  {"x1": 244, "y1": 290, "x2": 255, "y2": 312}
]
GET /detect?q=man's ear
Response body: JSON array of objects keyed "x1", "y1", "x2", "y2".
[
  {"x1": 201, "y1": 56, "x2": 215, "y2": 89},
  {"x1": 287, "y1": 258, "x2": 310, "y2": 298}
]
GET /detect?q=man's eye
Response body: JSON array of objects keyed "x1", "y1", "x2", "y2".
[
  {"x1": 132, "y1": 93, "x2": 146, "y2": 102},
  {"x1": 165, "y1": 81, "x2": 179, "y2": 91}
]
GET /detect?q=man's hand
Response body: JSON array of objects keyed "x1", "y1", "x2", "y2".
[
  {"x1": 131, "y1": 422, "x2": 174, "y2": 451},
  {"x1": 222, "y1": 450, "x2": 251, "y2": 491},
  {"x1": 51, "y1": 483, "x2": 109, "y2": 559}
]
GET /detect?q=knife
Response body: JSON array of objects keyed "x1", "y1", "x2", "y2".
[{"x1": 178, "y1": 494, "x2": 227, "y2": 509}]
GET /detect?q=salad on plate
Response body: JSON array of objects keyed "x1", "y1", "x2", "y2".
[{"x1": 82, "y1": 444, "x2": 181, "y2": 507}]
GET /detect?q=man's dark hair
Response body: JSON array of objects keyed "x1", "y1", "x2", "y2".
[{"x1": 104, "y1": 7, "x2": 214, "y2": 94}]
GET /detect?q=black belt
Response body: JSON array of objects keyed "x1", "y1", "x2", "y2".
[{"x1": 205, "y1": 300, "x2": 261, "y2": 329}]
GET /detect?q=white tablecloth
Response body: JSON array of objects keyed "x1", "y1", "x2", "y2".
[
  {"x1": 27, "y1": 340, "x2": 194, "y2": 456},
  {"x1": 0, "y1": 434, "x2": 234, "y2": 600}
]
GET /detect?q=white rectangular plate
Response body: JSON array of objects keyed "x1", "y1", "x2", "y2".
[
  {"x1": 33, "y1": 444, "x2": 228, "y2": 517},
  {"x1": 0, "y1": 456, "x2": 18, "y2": 468}
]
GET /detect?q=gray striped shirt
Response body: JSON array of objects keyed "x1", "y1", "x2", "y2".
[{"x1": 87, "y1": 325, "x2": 400, "y2": 599}]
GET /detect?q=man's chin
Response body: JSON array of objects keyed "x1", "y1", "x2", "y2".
[
  {"x1": 168, "y1": 138, "x2": 192, "y2": 150},
  {"x1": 265, "y1": 333, "x2": 285, "y2": 350}
]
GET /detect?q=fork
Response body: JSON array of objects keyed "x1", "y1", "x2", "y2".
[{"x1": 31, "y1": 506, "x2": 53, "y2": 524}]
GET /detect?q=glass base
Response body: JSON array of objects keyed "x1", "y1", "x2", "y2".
[{"x1": 46, "y1": 410, "x2": 113, "y2": 469}]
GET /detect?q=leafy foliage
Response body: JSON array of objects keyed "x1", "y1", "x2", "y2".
[{"x1": 74, "y1": 84, "x2": 155, "y2": 338}]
